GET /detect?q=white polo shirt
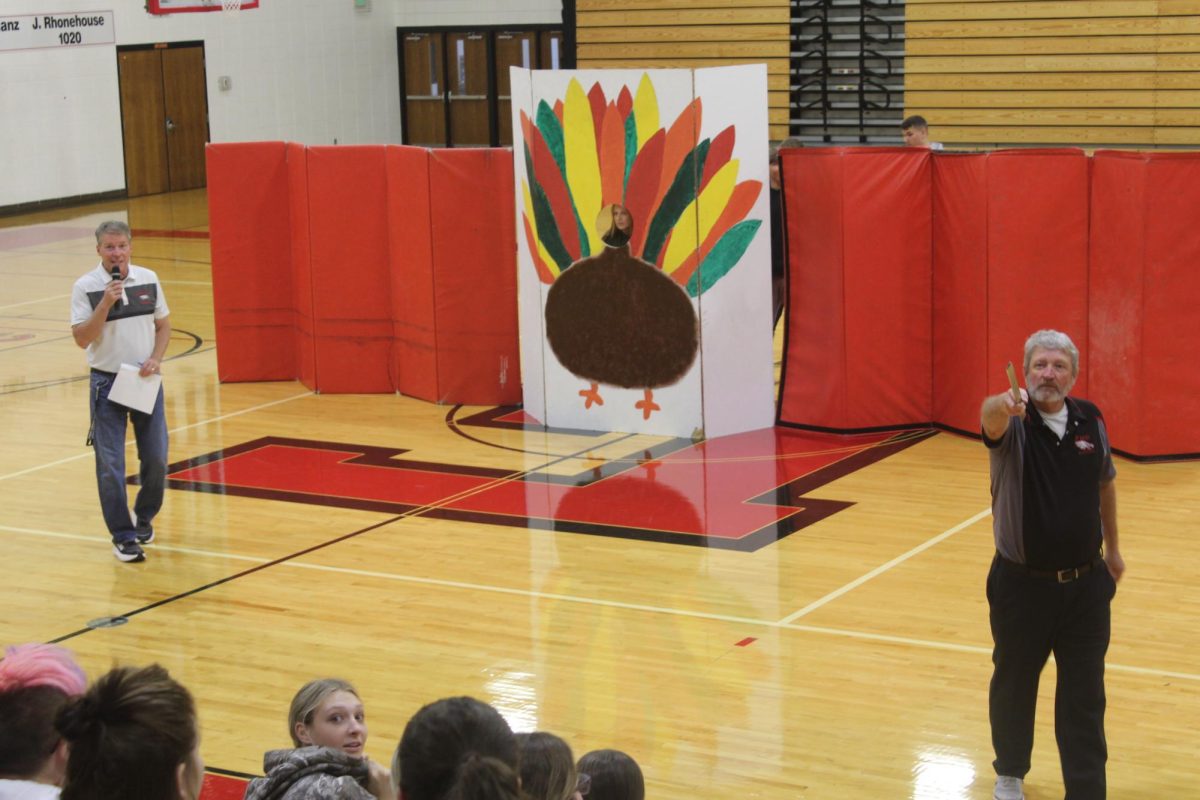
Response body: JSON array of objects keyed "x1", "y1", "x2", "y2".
[{"x1": 70, "y1": 263, "x2": 170, "y2": 372}]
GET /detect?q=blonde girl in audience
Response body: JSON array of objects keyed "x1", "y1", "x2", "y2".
[{"x1": 245, "y1": 678, "x2": 394, "y2": 800}]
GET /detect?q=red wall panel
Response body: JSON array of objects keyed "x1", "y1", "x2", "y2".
[
  {"x1": 778, "y1": 148, "x2": 847, "y2": 427},
  {"x1": 286, "y1": 142, "x2": 317, "y2": 391},
  {"x1": 1140, "y1": 155, "x2": 1200, "y2": 454},
  {"x1": 305, "y1": 146, "x2": 394, "y2": 393},
  {"x1": 428, "y1": 148, "x2": 521, "y2": 405},
  {"x1": 985, "y1": 150, "x2": 1090, "y2": 401},
  {"x1": 841, "y1": 149, "x2": 931, "y2": 427},
  {"x1": 1088, "y1": 152, "x2": 1145, "y2": 454},
  {"x1": 385, "y1": 146, "x2": 439, "y2": 402},
  {"x1": 778, "y1": 148, "x2": 930, "y2": 430},
  {"x1": 206, "y1": 142, "x2": 294, "y2": 381},
  {"x1": 931, "y1": 154, "x2": 989, "y2": 433}
]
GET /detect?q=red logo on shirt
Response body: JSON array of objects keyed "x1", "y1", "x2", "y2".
[{"x1": 1074, "y1": 434, "x2": 1095, "y2": 453}]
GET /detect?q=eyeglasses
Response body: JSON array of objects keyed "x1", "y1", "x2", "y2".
[{"x1": 576, "y1": 772, "x2": 591, "y2": 797}]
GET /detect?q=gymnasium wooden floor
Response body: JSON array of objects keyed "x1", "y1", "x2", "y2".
[{"x1": 2, "y1": 189, "x2": 1198, "y2": 799}]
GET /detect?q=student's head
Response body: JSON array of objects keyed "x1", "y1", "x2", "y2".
[
  {"x1": 901, "y1": 115, "x2": 930, "y2": 147},
  {"x1": 516, "y1": 731, "x2": 579, "y2": 800},
  {"x1": 393, "y1": 696, "x2": 522, "y2": 800},
  {"x1": 576, "y1": 749, "x2": 644, "y2": 800},
  {"x1": 56, "y1": 664, "x2": 203, "y2": 800},
  {"x1": 0, "y1": 643, "x2": 87, "y2": 786},
  {"x1": 288, "y1": 678, "x2": 367, "y2": 757}
]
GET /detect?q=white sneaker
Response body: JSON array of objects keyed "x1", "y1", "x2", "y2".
[{"x1": 993, "y1": 775, "x2": 1024, "y2": 800}]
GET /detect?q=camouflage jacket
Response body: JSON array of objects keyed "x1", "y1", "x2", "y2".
[{"x1": 242, "y1": 746, "x2": 374, "y2": 800}]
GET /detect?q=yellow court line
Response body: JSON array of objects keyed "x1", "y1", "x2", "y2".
[{"x1": 777, "y1": 508, "x2": 993, "y2": 625}]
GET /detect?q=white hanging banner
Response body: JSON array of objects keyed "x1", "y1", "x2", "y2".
[{"x1": 0, "y1": 12, "x2": 115, "y2": 53}]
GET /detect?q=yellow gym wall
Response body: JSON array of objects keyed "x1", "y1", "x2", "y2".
[
  {"x1": 905, "y1": 0, "x2": 1200, "y2": 148},
  {"x1": 574, "y1": 0, "x2": 792, "y2": 141},
  {"x1": 576, "y1": 0, "x2": 1200, "y2": 149}
]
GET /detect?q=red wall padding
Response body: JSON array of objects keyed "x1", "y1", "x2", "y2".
[
  {"x1": 286, "y1": 142, "x2": 316, "y2": 391},
  {"x1": 209, "y1": 142, "x2": 521, "y2": 404},
  {"x1": 1088, "y1": 152, "x2": 1144, "y2": 453},
  {"x1": 780, "y1": 146, "x2": 1197, "y2": 457},
  {"x1": 1091, "y1": 151, "x2": 1200, "y2": 457},
  {"x1": 779, "y1": 148, "x2": 845, "y2": 426},
  {"x1": 428, "y1": 148, "x2": 521, "y2": 405},
  {"x1": 779, "y1": 148, "x2": 931, "y2": 429},
  {"x1": 306, "y1": 146, "x2": 394, "y2": 393},
  {"x1": 984, "y1": 150, "x2": 1090, "y2": 402},
  {"x1": 931, "y1": 154, "x2": 988, "y2": 433},
  {"x1": 207, "y1": 142, "x2": 294, "y2": 381},
  {"x1": 385, "y1": 146, "x2": 438, "y2": 402}
]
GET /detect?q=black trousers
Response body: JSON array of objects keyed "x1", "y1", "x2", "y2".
[{"x1": 988, "y1": 554, "x2": 1116, "y2": 799}]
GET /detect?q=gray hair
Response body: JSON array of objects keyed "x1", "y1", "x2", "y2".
[
  {"x1": 1023, "y1": 329, "x2": 1079, "y2": 375},
  {"x1": 287, "y1": 678, "x2": 358, "y2": 746},
  {"x1": 94, "y1": 220, "x2": 131, "y2": 243}
]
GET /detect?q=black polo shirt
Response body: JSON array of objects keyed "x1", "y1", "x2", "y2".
[{"x1": 984, "y1": 397, "x2": 1116, "y2": 570}]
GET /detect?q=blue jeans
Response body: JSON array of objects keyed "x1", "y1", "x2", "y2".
[{"x1": 89, "y1": 370, "x2": 168, "y2": 544}]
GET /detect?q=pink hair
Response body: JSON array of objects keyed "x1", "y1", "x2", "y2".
[{"x1": 0, "y1": 643, "x2": 87, "y2": 696}]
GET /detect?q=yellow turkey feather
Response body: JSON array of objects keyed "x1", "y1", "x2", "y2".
[{"x1": 562, "y1": 78, "x2": 603, "y2": 255}]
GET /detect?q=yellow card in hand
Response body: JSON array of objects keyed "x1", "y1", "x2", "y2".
[{"x1": 1005, "y1": 361, "x2": 1021, "y2": 404}]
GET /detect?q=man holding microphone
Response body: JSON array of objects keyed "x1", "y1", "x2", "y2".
[{"x1": 70, "y1": 221, "x2": 171, "y2": 563}]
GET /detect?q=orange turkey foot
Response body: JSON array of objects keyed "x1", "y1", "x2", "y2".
[
  {"x1": 635, "y1": 389, "x2": 660, "y2": 420},
  {"x1": 579, "y1": 382, "x2": 604, "y2": 409}
]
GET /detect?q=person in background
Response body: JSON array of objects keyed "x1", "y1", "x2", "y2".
[
  {"x1": 0, "y1": 643, "x2": 88, "y2": 799},
  {"x1": 244, "y1": 678, "x2": 393, "y2": 800},
  {"x1": 55, "y1": 664, "x2": 203, "y2": 800},
  {"x1": 901, "y1": 115, "x2": 944, "y2": 150},
  {"x1": 575, "y1": 750, "x2": 643, "y2": 800}
]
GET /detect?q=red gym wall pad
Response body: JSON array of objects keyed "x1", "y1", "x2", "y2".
[
  {"x1": 207, "y1": 142, "x2": 520, "y2": 405},
  {"x1": 778, "y1": 147, "x2": 1200, "y2": 459},
  {"x1": 207, "y1": 141, "x2": 294, "y2": 381}
]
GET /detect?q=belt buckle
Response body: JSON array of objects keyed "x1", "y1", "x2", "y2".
[{"x1": 1056, "y1": 567, "x2": 1078, "y2": 583}]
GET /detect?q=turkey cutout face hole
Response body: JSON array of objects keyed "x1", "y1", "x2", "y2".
[{"x1": 598, "y1": 204, "x2": 634, "y2": 248}]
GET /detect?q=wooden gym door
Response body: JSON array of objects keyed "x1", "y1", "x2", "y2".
[{"x1": 117, "y1": 44, "x2": 209, "y2": 197}]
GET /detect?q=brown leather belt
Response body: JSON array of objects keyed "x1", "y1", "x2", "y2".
[{"x1": 998, "y1": 553, "x2": 1105, "y2": 584}]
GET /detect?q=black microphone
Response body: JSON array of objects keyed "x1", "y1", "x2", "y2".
[{"x1": 111, "y1": 265, "x2": 123, "y2": 309}]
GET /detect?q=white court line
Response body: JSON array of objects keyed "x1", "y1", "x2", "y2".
[
  {"x1": 0, "y1": 389, "x2": 312, "y2": 482},
  {"x1": 776, "y1": 507, "x2": 993, "y2": 625},
  {"x1": 0, "y1": 293, "x2": 71, "y2": 311},
  {"x1": 4, "y1": 521, "x2": 1197, "y2": 683}
]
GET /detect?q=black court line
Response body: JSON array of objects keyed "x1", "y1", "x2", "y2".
[
  {"x1": 445, "y1": 403, "x2": 696, "y2": 464},
  {"x1": 45, "y1": 426, "x2": 634, "y2": 645},
  {"x1": 204, "y1": 765, "x2": 258, "y2": 780},
  {"x1": 0, "y1": 332, "x2": 207, "y2": 395},
  {"x1": 48, "y1": 514, "x2": 407, "y2": 645}
]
